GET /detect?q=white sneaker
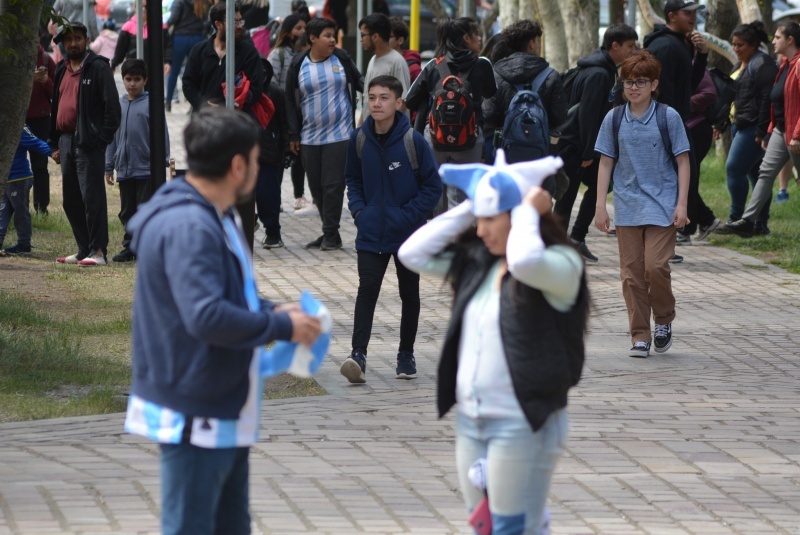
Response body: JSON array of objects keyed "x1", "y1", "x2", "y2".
[
  {"x1": 77, "y1": 251, "x2": 107, "y2": 266},
  {"x1": 57, "y1": 253, "x2": 82, "y2": 264},
  {"x1": 293, "y1": 197, "x2": 309, "y2": 210}
]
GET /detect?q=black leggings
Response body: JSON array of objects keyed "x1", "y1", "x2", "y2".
[
  {"x1": 290, "y1": 157, "x2": 305, "y2": 199},
  {"x1": 352, "y1": 250, "x2": 420, "y2": 353}
]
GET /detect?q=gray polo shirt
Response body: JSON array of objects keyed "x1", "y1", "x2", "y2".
[{"x1": 595, "y1": 100, "x2": 689, "y2": 227}]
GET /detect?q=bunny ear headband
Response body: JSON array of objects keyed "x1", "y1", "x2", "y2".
[{"x1": 438, "y1": 150, "x2": 564, "y2": 217}]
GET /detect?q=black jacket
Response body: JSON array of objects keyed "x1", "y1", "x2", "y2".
[
  {"x1": 405, "y1": 50, "x2": 496, "y2": 128},
  {"x1": 644, "y1": 24, "x2": 708, "y2": 121},
  {"x1": 169, "y1": 0, "x2": 206, "y2": 36},
  {"x1": 182, "y1": 37, "x2": 265, "y2": 111},
  {"x1": 111, "y1": 27, "x2": 173, "y2": 72},
  {"x1": 559, "y1": 48, "x2": 619, "y2": 161},
  {"x1": 731, "y1": 52, "x2": 779, "y2": 139},
  {"x1": 259, "y1": 83, "x2": 289, "y2": 166},
  {"x1": 482, "y1": 51, "x2": 566, "y2": 135},
  {"x1": 438, "y1": 243, "x2": 589, "y2": 432},
  {"x1": 284, "y1": 48, "x2": 363, "y2": 143},
  {"x1": 50, "y1": 51, "x2": 121, "y2": 149}
]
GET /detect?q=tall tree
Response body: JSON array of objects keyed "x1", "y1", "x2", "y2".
[
  {"x1": 534, "y1": 0, "x2": 568, "y2": 71},
  {"x1": 706, "y1": 0, "x2": 739, "y2": 70},
  {"x1": 609, "y1": 0, "x2": 625, "y2": 25},
  {"x1": 498, "y1": 0, "x2": 536, "y2": 32},
  {"x1": 560, "y1": 0, "x2": 599, "y2": 67},
  {"x1": 736, "y1": 0, "x2": 760, "y2": 23},
  {"x1": 0, "y1": 0, "x2": 45, "y2": 200}
]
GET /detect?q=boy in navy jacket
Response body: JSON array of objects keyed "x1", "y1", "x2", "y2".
[
  {"x1": 0, "y1": 126, "x2": 53, "y2": 255},
  {"x1": 105, "y1": 59, "x2": 169, "y2": 262},
  {"x1": 341, "y1": 75, "x2": 441, "y2": 384}
]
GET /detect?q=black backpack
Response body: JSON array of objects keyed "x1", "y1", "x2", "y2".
[
  {"x1": 705, "y1": 67, "x2": 736, "y2": 129},
  {"x1": 429, "y1": 57, "x2": 477, "y2": 151},
  {"x1": 499, "y1": 67, "x2": 553, "y2": 163}
]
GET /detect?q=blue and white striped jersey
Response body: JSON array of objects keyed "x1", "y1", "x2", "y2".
[{"x1": 299, "y1": 54, "x2": 353, "y2": 145}]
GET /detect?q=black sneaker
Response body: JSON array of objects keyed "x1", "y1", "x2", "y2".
[
  {"x1": 112, "y1": 248, "x2": 135, "y2": 262},
  {"x1": 340, "y1": 350, "x2": 366, "y2": 384},
  {"x1": 753, "y1": 221, "x2": 770, "y2": 236},
  {"x1": 669, "y1": 254, "x2": 683, "y2": 264},
  {"x1": 320, "y1": 234, "x2": 342, "y2": 251},
  {"x1": 676, "y1": 233, "x2": 692, "y2": 246},
  {"x1": 304, "y1": 235, "x2": 324, "y2": 249},
  {"x1": 629, "y1": 341, "x2": 650, "y2": 358},
  {"x1": 725, "y1": 218, "x2": 755, "y2": 237},
  {"x1": 714, "y1": 220, "x2": 736, "y2": 235},
  {"x1": 396, "y1": 351, "x2": 417, "y2": 379},
  {"x1": 571, "y1": 239, "x2": 598, "y2": 263},
  {"x1": 4, "y1": 244, "x2": 31, "y2": 255},
  {"x1": 262, "y1": 235, "x2": 284, "y2": 249},
  {"x1": 654, "y1": 323, "x2": 672, "y2": 353}
]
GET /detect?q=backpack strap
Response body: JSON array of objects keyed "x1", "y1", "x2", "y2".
[
  {"x1": 403, "y1": 128, "x2": 419, "y2": 175},
  {"x1": 530, "y1": 66, "x2": 554, "y2": 93},
  {"x1": 655, "y1": 102, "x2": 678, "y2": 172},
  {"x1": 356, "y1": 128, "x2": 366, "y2": 160},
  {"x1": 611, "y1": 104, "x2": 625, "y2": 160}
]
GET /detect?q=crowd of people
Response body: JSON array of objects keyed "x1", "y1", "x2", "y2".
[{"x1": 3, "y1": 0, "x2": 800, "y2": 533}]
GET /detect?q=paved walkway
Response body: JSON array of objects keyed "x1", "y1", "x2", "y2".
[{"x1": 1, "y1": 97, "x2": 799, "y2": 534}]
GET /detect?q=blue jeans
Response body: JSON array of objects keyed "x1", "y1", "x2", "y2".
[
  {"x1": 255, "y1": 163, "x2": 282, "y2": 238},
  {"x1": 455, "y1": 410, "x2": 568, "y2": 535},
  {"x1": 726, "y1": 124, "x2": 768, "y2": 222},
  {"x1": 160, "y1": 443, "x2": 251, "y2": 535},
  {"x1": 166, "y1": 34, "x2": 205, "y2": 103},
  {"x1": 0, "y1": 179, "x2": 33, "y2": 247}
]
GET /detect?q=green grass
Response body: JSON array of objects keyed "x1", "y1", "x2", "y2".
[{"x1": 700, "y1": 156, "x2": 800, "y2": 273}]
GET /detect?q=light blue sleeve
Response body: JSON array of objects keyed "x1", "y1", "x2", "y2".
[
  {"x1": 667, "y1": 107, "x2": 691, "y2": 156},
  {"x1": 593, "y1": 109, "x2": 617, "y2": 158}
]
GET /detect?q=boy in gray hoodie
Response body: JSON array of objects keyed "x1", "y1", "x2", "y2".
[{"x1": 105, "y1": 59, "x2": 170, "y2": 262}]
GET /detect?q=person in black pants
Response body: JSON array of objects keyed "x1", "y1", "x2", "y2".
[
  {"x1": 555, "y1": 24, "x2": 638, "y2": 263},
  {"x1": 28, "y1": 44, "x2": 56, "y2": 214},
  {"x1": 340, "y1": 76, "x2": 441, "y2": 384}
]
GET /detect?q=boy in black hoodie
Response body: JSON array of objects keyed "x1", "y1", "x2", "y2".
[{"x1": 554, "y1": 24, "x2": 638, "y2": 263}]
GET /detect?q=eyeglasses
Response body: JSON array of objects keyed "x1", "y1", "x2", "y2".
[
  {"x1": 622, "y1": 79, "x2": 651, "y2": 89},
  {"x1": 234, "y1": 19, "x2": 245, "y2": 27}
]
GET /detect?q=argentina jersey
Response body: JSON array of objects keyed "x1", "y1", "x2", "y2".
[{"x1": 299, "y1": 54, "x2": 353, "y2": 145}]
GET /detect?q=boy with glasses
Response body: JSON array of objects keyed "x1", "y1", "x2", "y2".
[{"x1": 594, "y1": 51, "x2": 690, "y2": 359}]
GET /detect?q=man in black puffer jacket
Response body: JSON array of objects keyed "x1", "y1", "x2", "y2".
[
  {"x1": 644, "y1": 0, "x2": 719, "y2": 244},
  {"x1": 482, "y1": 20, "x2": 566, "y2": 151},
  {"x1": 554, "y1": 24, "x2": 637, "y2": 264}
]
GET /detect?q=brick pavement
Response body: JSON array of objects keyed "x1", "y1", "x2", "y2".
[{"x1": 1, "y1": 95, "x2": 799, "y2": 534}]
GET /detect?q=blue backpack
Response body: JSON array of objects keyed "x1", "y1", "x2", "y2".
[{"x1": 500, "y1": 67, "x2": 553, "y2": 163}]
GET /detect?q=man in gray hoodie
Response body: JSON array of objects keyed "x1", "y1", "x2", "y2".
[{"x1": 104, "y1": 59, "x2": 169, "y2": 262}]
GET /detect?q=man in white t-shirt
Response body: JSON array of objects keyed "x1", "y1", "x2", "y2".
[{"x1": 357, "y1": 13, "x2": 410, "y2": 126}]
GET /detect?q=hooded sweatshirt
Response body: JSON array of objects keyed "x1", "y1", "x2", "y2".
[
  {"x1": 643, "y1": 24, "x2": 708, "y2": 121},
  {"x1": 90, "y1": 28, "x2": 118, "y2": 60},
  {"x1": 345, "y1": 112, "x2": 442, "y2": 253},
  {"x1": 127, "y1": 178, "x2": 294, "y2": 419},
  {"x1": 482, "y1": 51, "x2": 566, "y2": 135},
  {"x1": 402, "y1": 49, "x2": 422, "y2": 83},
  {"x1": 105, "y1": 92, "x2": 170, "y2": 179},
  {"x1": 558, "y1": 48, "x2": 619, "y2": 160},
  {"x1": 405, "y1": 49, "x2": 496, "y2": 129},
  {"x1": 9, "y1": 126, "x2": 52, "y2": 183}
]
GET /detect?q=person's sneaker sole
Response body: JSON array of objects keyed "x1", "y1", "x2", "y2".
[
  {"x1": 696, "y1": 218, "x2": 720, "y2": 241},
  {"x1": 628, "y1": 348, "x2": 649, "y2": 358},
  {"x1": 396, "y1": 371, "x2": 417, "y2": 379},
  {"x1": 320, "y1": 241, "x2": 342, "y2": 251},
  {"x1": 340, "y1": 358, "x2": 365, "y2": 384},
  {"x1": 653, "y1": 338, "x2": 672, "y2": 353}
]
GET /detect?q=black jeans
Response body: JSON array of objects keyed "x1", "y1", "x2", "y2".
[
  {"x1": 554, "y1": 142, "x2": 599, "y2": 243},
  {"x1": 682, "y1": 119, "x2": 717, "y2": 235},
  {"x1": 352, "y1": 250, "x2": 420, "y2": 354},
  {"x1": 118, "y1": 179, "x2": 153, "y2": 249},
  {"x1": 301, "y1": 141, "x2": 348, "y2": 237},
  {"x1": 59, "y1": 133, "x2": 108, "y2": 256},
  {"x1": 27, "y1": 116, "x2": 51, "y2": 213},
  {"x1": 255, "y1": 163, "x2": 282, "y2": 238},
  {"x1": 291, "y1": 157, "x2": 305, "y2": 199}
]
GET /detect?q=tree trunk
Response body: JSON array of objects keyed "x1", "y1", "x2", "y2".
[
  {"x1": 736, "y1": 0, "x2": 760, "y2": 23},
  {"x1": 0, "y1": 0, "x2": 44, "y2": 200},
  {"x1": 535, "y1": 0, "x2": 568, "y2": 71},
  {"x1": 560, "y1": 0, "x2": 598, "y2": 67},
  {"x1": 498, "y1": 0, "x2": 519, "y2": 30},
  {"x1": 706, "y1": 0, "x2": 739, "y2": 70},
  {"x1": 420, "y1": 0, "x2": 450, "y2": 23}
]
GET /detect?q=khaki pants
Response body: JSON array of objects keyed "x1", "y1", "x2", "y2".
[{"x1": 616, "y1": 225, "x2": 677, "y2": 344}]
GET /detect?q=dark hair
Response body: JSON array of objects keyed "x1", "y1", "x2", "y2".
[
  {"x1": 306, "y1": 17, "x2": 337, "y2": 39},
  {"x1": 275, "y1": 13, "x2": 304, "y2": 49},
  {"x1": 359, "y1": 13, "x2": 391, "y2": 42},
  {"x1": 776, "y1": 21, "x2": 800, "y2": 48},
  {"x1": 184, "y1": 107, "x2": 259, "y2": 181},
  {"x1": 291, "y1": 0, "x2": 310, "y2": 21},
  {"x1": 209, "y1": 2, "x2": 240, "y2": 25},
  {"x1": 368, "y1": 74, "x2": 403, "y2": 98},
  {"x1": 602, "y1": 23, "x2": 638, "y2": 50},
  {"x1": 731, "y1": 21, "x2": 769, "y2": 48},
  {"x1": 479, "y1": 32, "x2": 502, "y2": 58},
  {"x1": 102, "y1": 19, "x2": 117, "y2": 31},
  {"x1": 620, "y1": 50, "x2": 661, "y2": 99},
  {"x1": 435, "y1": 17, "x2": 480, "y2": 57},
  {"x1": 390, "y1": 16, "x2": 408, "y2": 43},
  {"x1": 194, "y1": 0, "x2": 211, "y2": 20},
  {"x1": 501, "y1": 19, "x2": 542, "y2": 53},
  {"x1": 121, "y1": 58, "x2": 147, "y2": 78},
  {"x1": 490, "y1": 37, "x2": 514, "y2": 63}
]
